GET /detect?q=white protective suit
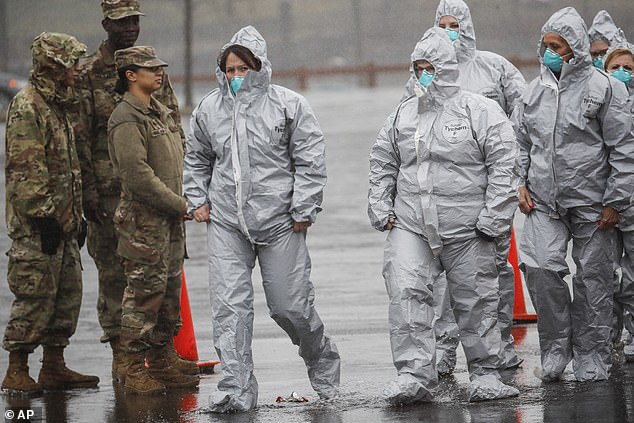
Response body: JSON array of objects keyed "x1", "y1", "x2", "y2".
[
  {"x1": 513, "y1": 7, "x2": 634, "y2": 382},
  {"x1": 368, "y1": 27, "x2": 520, "y2": 403},
  {"x1": 420, "y1": 0, "x2": 527, "y2": 376},
  {"x1": 605, "y1": 37, "x2": 634, "y2": 360},
  {"x1": 183, "y1": 26, "x2": 340, "y2": 412}
]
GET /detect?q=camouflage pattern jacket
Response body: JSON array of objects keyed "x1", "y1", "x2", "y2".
[
  {"x1": 75, "y1": 40, "x2": 182, "y2": 207},
  {"x1": 5, "y1": 80, "x2": 83, "y2": 239},
  {"x1": 108, "y1": 92, "x2": 186, "y2": 220}
]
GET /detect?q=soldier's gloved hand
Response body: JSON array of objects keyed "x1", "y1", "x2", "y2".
[
  {"x1": 84, "y1": 200, "x2": 107, "y2": 225},
  {"x1": 78, "y1": 218, "x2": 88, "y2": 249},
  {"x1": 33, "y1": 217, "x2": 63, "y2": 255},
  {"x1": 475, "y1": 228, "x2": 496, "y2": 243}
]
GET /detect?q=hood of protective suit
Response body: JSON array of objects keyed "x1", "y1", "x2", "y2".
[
  {"x1": 185, "y1": 24, "x2": 327, "y2": 244},
  {"x1": 215, "y1": 26, "x2": 272, "y2": 100},
  {"x1": 588, "y1": 10, "x2": 619, "y2": 44},
  {"x1": 539, "y1": 7, "x2": 592, "y2": 81},
  {"x1": 410, "y1": 27, "x2": 460, "y2": 102},
  {"x1": 371, "y1": 27, "x2": 519, "y2": 247},
  {"x1": 434, "y1": 0, "x2": 476, "y2": 61},
  {"x1": 29, "y1": 32, "x2": 86, "y2": 105}
]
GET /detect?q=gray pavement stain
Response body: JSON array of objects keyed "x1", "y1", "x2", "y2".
[{"x1": 1, "y1": 87, "x2": 634, "y2": 422}]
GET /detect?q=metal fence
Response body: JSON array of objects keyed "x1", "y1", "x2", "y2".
[{"x1": 172, "y1": 57, "x2": 539, "y2": 91}]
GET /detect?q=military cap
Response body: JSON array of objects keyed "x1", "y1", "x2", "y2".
[
  {"x1": 101, "y1": 0, "x2": 144, "y2": 20},
  {"x1": 114, "y1": 46, "x2": 168, "y2": 70},
  {"x1": 31, "y1": 32, "x2": 87, "y2": 69}
]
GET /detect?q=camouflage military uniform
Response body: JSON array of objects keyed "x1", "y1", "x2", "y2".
[
  {"x1": 75, "y1": 33, "x2": 183, "y2": 345},
  {"x1": 108, "y1": 48, "x2": 186, "y2": 352},
  {"x1": 3, "y1": 33, "x2": 86, "y2": 353}
]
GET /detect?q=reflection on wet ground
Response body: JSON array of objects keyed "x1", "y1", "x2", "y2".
[{"x1": 4, "y1": 326, "x2": 632, "y2": 423}]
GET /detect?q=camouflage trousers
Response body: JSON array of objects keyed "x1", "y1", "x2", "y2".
[
  {"x1": 87, "y1": 196, "x2": 127, "y2": 343},
  {"x1": 3, "y1": 235, "x2": 82, "y2": 352},
  {"x1": 114, "y1": 202, "x2": 185, "y2": 353}
]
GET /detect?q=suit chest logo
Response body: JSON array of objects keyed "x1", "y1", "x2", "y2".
[
  {"x1": 479, "y1": 87, "x2": 502, "y2": 104},
  {"x1": 441, "y1": 119, "x2": 470, "y2": 143},
  {"x1": 582, "y1": 95, "x2": 603, "y2": 118}
]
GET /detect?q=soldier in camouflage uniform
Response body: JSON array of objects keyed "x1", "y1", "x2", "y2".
[
  {"x1": 74, "y1": 0, "x2": 196, "y2": 381},
  {"x1": 1, "y1": 32, "x2": 99, "y2": 395},
  {"x1": 108, "y1": 46, "x2": 198, "y2": 395}
]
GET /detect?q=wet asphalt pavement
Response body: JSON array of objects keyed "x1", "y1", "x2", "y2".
[{"x1": 1, "y1": 86, "x2": 634, "y2": 423}]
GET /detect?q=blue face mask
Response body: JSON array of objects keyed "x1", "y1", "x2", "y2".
[
  {"x1": 611, "y1": 67, "x2": 632, "y2": 85},
  {"x1": 445, "y1": 28, "x2": 459, "y2": 42},
  {"x1": 418, "y1": 70, "x2": 435, "y2": 88},
  {"x1": 543, "y1": 48, "x2": 564, "y2": 73},
  {"x1": 230, "y1": 75, "x2": 245, "y2": 94},
  {"x1": 592, "y1": 56, "x2": 604, "y2": 70}
]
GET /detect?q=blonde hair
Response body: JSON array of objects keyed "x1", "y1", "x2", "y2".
[{"x1": 604, "y1": 48, "x2": 634, "y2": 71}]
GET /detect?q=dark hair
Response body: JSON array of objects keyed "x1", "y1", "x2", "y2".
[
  {"x1": 217, "y1": 44, "x2": 262, "y2": 73},
  {"x1": 114, "y1": 64, "x2": 140, "y2": 94}
]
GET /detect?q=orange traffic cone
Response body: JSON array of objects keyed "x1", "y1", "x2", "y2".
[
  {"x1": 509, "y1": 228, "x2": 537, "y2": 322},
  {"x1": 174, "y1": 269, "x2": 220, "y2": 374}
]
